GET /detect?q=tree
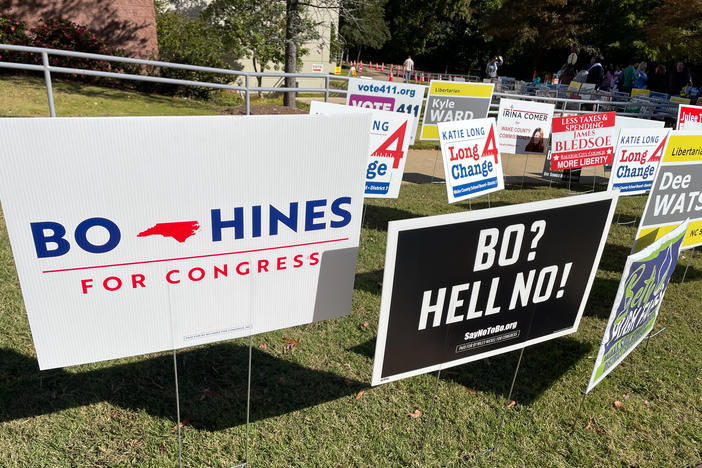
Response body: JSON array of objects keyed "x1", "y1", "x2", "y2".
[
  {"x1": 646, "y1": 0, "x2": 702, "y2": 64},
  {"x1": 339, "y1": 0, "x2": 390, "y2": 61}
]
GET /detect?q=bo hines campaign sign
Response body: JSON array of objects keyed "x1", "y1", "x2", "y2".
[
  {"x1": 372, "y1": 192, "x2": 618, "y2": 385},
  {"x1": 0, "y1": 115, "x2": 370, "y2": 369}
]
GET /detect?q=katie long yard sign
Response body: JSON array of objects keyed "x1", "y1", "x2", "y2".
[
  {"x1": 0, "y1": 115, "x2": 370, "y2": 369},
  {"x1": 372, "y1": 192, "x2": 618, "y2": 385}
]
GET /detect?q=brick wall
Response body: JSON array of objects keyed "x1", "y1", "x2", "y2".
[{"x1": 1, "y1": 0, "x2": 158, "y2": 59}]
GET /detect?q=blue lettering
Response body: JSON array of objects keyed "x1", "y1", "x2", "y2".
[
  {"x1": 74, "y1": 217, "x2": 121, "y2": 254},
  {"x1": 30, "y1": 221, "x2": 70, "y2": 258},
  {"x1": 305, "y1": 199, "x2": 326, "y2": 231},
  {"x1": 269, "y1": 202, "x2": 299, "y2": 235},
  {"x1": 330, "y1": 197, "x2": 352, "y2": 228},
  {"x1": 211, "y1": 207, "x2": 244, "y2": 241}
]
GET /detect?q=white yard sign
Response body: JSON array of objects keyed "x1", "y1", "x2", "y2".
[
  {"x1": 310, "y1": 101, "x2": 411, "y2": 198},
  {"x1": 438, "y1": 118, "x2": 504, "y2": 203},
  {"x1": 0, "y1": 115, "x2": 370, "y2": 369},
  {"x1": 607, "y1": 128, "x2": 670, "y2": 195},
  {"x1": 496, "y1": 98, "x2": 554, "y2": 154}
]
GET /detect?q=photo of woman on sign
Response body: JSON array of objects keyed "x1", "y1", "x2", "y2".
[{"x1": 524, "y1": 127, "x2": 545, "y2": 153}]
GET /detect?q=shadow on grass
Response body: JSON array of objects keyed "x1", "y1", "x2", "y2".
[
  {"x1": 362, "y1": 205, "x2": 418, "y2": 232},
  {"x1": 402, "y1": 172, "x2": 444, "y2": 184},
  {"x1": 0, "y1": 343, "x2": 363, "y2": 431},
  {"x1": 350, "y1": 336, "x2": 590, "y2": 404},
  {"x1": 354, "y1": 270, "x2": 383, "y2": 295}
]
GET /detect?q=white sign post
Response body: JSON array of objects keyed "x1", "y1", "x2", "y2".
[
  {"x1": 0, "y1": 115, "x2": 370, "y2": 369},
  {"x1": 310, "y1": 101, "x2": 411, "y2": 198}
]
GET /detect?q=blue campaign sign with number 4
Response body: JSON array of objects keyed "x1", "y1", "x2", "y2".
[
  {"x1": 438, "y1": 118, "x2": 505, "y2": 203},
  {"x1": 346, "y1": 78, "x2": 426, "y2": 145},
  {"x1": 310, "y1": 101, "x2": 411, "y2": 198}
]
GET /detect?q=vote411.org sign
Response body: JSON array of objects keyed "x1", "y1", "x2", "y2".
[
  {"x1": 0, "y1": 115, "x2": 370, "y2": 369},
  {"x1": 586, "y1": 220, "x2": 687, "y2": 393},
  {"x1": 372, "y1": 192, "x2": 618, "y2": 385},
  {"x1": 346, "y1": 78, "x2": 426, "y2": 144},
  {"x1": 551, "y1": 111, "x2": 616, "y2": 170}
]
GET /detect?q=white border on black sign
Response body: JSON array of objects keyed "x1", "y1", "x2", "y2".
[{"x1": 371, "y1": 191, "x2": 619, "y2": 386}]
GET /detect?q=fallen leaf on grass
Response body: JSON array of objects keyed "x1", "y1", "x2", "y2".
[
  {"x1": 355, "y1": 390, "x2": 364, "y2": 400},
  {"x1": 173, "y1": 417, "x2": 190, "y2": 431},
  {"x1": 408, "y1": 409, "x2": 422, "y2": 418},
  {"x1": 643, "y1": 400, "x2": 650, "y2": 406},
  {"x1": 507, "y1": 401, "x2": 516, "y2": 409},
  {"x1": 362, "y1": 322, "x2": 369, "y2": 329},
  {"x1": 160, "y1": 442, "x2": 166, "y2": 456},
  {"x1": 199, "y1": 388, "x2": 217, "y2": 401},
  {"x1": 632, "y1": 422, "x2": 647, "y2": 433},
  {"x1": 623, "y1": 393, "x2": 630, "y2": 400},
  {"x1": 258, "y1": 343, "x2": 267, "y2": 350},
  {"x1": 464, "y1": 387, "x2": 476, "y2": 393},
  {"x1": 614, "y1": 401, "x2": 626, "y2": 412},
  {"x1": 696, "y1": 377, "x2": 702, "y2": 382},
  {"x1": 283, "y1": 338, "x2": 301, "y2": 346}
]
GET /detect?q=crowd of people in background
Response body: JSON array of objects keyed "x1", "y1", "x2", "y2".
[{"x1": 555, "y1": 56, "x2": 696, "y2": 98}]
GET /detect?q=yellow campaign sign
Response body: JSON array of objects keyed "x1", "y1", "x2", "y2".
[
  {"x1": 636, "y1": 219, "x2": 702, "y2": 251},
  {"x1": 662, "y1": 133, "x2": 702, "y2": 163},
  {"x1": 631, "y1": 89, "x2": 650, "y2": 98},
  {"x1": 568, "y1": 81, "x2": 582, "y2": 92},
  {"x1": 670, "y1": 96, "x2": 691, "y2": 104},
  {"x1": 334, "y1": 66, "x2": 341, "y2": 75},
  {"x1": 420, "y1": 126, "x2": 439, "y2": 140},
  {"x1": 428, "y1": 81, "x2": 494, "y2": 97}
]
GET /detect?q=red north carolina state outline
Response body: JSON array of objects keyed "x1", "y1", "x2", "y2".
[{"x1": 137, "y1": 221, "x2": 200, "y2": 243}]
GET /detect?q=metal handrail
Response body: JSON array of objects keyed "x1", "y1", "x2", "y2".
[{"x1": 0, "y1": 43, "x2": 678, "y2": 124}]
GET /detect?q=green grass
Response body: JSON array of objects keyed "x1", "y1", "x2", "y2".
[
  {"x1": 0, "y1": 183, "x2": 700, "y2": 467},
  {"x1": 0, "y1": 76, "x2": 700, "y2": 466}
]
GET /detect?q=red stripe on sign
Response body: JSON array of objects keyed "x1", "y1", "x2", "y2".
[
  {"x1": 551, "y1": 147, "x2": 614, "y2": 170},
  {"x1": 41, "y1": 238, "x2": 350, "y2": 273},
  {"x1": 552, "y1": 111, "x2": 616, "y2": 133}
]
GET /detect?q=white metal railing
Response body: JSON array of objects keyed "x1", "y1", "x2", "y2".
[{"x1": 0, "y1": 44, "x2": 678, "y2": 124}]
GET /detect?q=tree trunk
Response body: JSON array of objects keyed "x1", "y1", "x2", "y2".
[{"x1": 283, "y1": 0, "x2": 299, "y2": 108}]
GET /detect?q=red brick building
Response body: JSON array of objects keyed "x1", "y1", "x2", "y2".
[{"x1": 1, "y1": 0, "x2": 158, "y2": 59}]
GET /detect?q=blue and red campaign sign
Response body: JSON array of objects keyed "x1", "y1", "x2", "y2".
[{"x1": 0, "y1": 115, "x2": 370, "y2": 369}]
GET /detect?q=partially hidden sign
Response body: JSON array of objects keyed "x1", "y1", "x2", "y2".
[
  {"x1": 607, "y1": 128, "x2": 670, "y2": 195},
  {"x1": 346, "y1": 77, "x2": 425, "y2": 144},
  {"x1": 587, "y1": 220, "x2": 687, "y2": 393},
  {"x1": 676, "y1": 104, "x2": 702, "y2": 131},
  {"x1": 496, "y1": 98, "x2": 555, "y2": 154},
  {"x1": 310, "y1": 101, "x2": 411, "y2": 198},
  {"x1": 0, "y1": 115, "x2": 370, "y2": 369},
  {"x1": 635, "y1": 131, "x2": 702, "y2": 251},
  {"x1": 438, "y1": 118, "x2": 504, "y2": 203},
  {"x1": 551, "y1": 112, "x2": 616, "y2": 170},
  {"x1": 372, "y1": 192, "x2": 618, "y2": 385},
  {"x1": 420, "y1": 81, "x2": 494, "y2": 140}
]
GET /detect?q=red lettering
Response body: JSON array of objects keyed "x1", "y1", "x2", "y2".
[
  {"x1": 214, "y1": 264, "x2": 228, "y2": 278},
  {"x1": 236, "y1": 261, "x2": 250, "y2": 275},
  {"x1": 188, "y1": 267, "x2": 205, "y2": 281},
  {"x1": 309, "y1": 252, "x2": 320, "y2": 266},
  {"x1": 131, "y1": 274, "x2": 145, "y2": 289},
  {"x1": 277, "y1": 256, "x2": 287, "y2": 270},
  {"x1": 166, "y1": 270, "x2": 180, "y2": 284},
  {"x1": 103, "y1": 276, "x2": 122, "y2": 291},
  {"x1": 81, "y1": 279, "x2": 93, "y2": 294},
  {"x1": 257, "y1": 259, "x2": 269, "y2": 273},
  {"x1": 293, "y1": 254, "x2": 304, "y2": 268}
]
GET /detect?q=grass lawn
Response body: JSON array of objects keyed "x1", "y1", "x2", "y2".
[{"x1": 0, "y1": 76, "x2": 700, "y2": 467}]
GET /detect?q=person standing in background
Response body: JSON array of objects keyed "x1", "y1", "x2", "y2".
[
  {"x1": 648, "y1": 64, "x2": 667, "y2": 93},
  {"x1": 486, "y1": 55, "x2": 503, "y2": 79},
  {"x1": 586, "y1": 56, "x2": 604, "y2": 88},
  {"x1": 634, "y1": 62, "x2": 648, "y2": 89},
  {"x1": 403, "y1": 55, "x2": 414, "y2": 82},
  {"x1": 612, "y1": 65, "x2": 623, "y2": 90},
  {"x1": 620, "y1": 59, "x2": 637, "y2": 94},
  {"x1": 667, "y1": 61, "x2": 690, "y2": 96},
  {"x1": 600, "y1": 64, "x2": 614, "y2": 91}
]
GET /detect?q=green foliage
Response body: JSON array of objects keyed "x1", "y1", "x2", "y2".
[
  {"x1": 30, "y1": 19, "x2": 113, "y2": 71},
  {"x1": 0, "y1": 12, "x2": 31, "y2": 63},
  {"x1": 155, "y1": 7, "x2": 231, "y2": 98},
  {"x1": 340, "y1": 0, "x2": 390, "y2": 53},
  {"x1": 646, "y1": 0, "x2": 702, "y2": 63}
]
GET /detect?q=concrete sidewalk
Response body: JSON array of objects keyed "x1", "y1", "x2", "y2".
[{"x1": 403, "y1": 148, "x2": 610, "y2": 185}]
